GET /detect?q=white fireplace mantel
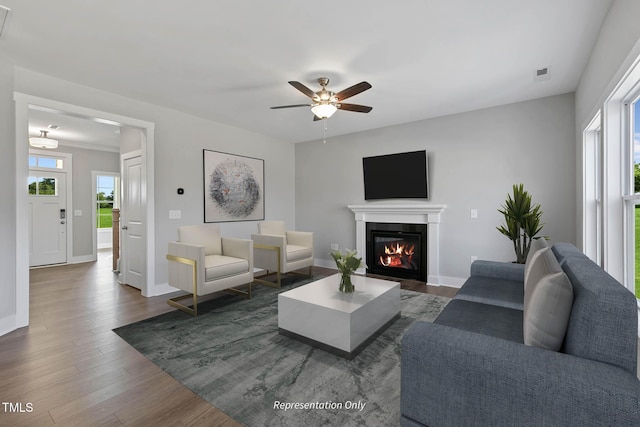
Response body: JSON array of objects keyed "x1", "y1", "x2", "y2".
[{"x1": 347, "y1": 204, "x2": 447, "y2": 284}]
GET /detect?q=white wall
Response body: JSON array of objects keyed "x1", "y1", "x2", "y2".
[
  {"x1": 7, "y1": 66, "x2": 295, "y2": 318},
  {"x1": 296, "y1": 93, "x2": 576, "y2": 285},
  {"x1": 0, "y1": 59, "x2": 17, "y2": 335}
]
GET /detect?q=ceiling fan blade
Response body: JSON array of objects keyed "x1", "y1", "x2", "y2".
[
  {"x1": 335, "y1": 82, "x2": 372, "y2": 101},
  {"x1": 289, "y1": 81, "x2": 316, "y2": 99},
  {"x1": 270, "y1": 104, "x2": 311, "y2": 109},
  {"x1": 337, "y1": 103, "x2": 372, "y2": 113}
]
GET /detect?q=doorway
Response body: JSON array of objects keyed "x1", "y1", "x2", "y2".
[
  {"x1": 28, "y1": 150, "x2": 73, "y2": 268},
  {"x1": 14, "y1": 93, "x2": 156, "y2": 330}
]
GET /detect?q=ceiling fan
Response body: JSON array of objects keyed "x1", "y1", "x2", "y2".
[{"x1": 271, "y1": 77, "x2": 372, "y2": 120}]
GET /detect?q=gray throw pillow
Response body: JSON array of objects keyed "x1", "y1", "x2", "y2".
[{"x1": 523, "y1": 247, "x2": 573, "y2": 351}]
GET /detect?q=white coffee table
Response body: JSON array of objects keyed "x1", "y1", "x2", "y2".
[{"x1": 278, "y1": 274, "x2": 400, "y2": 359}]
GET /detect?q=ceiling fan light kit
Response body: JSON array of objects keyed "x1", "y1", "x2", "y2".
[
  {"x1": 311, "y1": 103, "x2": 337, "y2": 119},
  {"x1": 29, "y1": 130, "x2": 58, "y2": 149},
  {"x1": 272, "y1": 77, "x2": 372, "y2": 121}
]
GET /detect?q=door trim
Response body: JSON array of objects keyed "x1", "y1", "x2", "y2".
[{"x1": 14, "y1": 92, "x2": 156, "y2": 330}]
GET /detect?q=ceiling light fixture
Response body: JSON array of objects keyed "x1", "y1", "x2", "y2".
[
  {"x1": 29, "y1": 130, "x2": 58, "y2": 149},
  {"x1": 311, "y1": 103, "x2": 338, "y2": 119}
]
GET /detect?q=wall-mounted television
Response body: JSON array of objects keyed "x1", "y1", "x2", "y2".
[{"x1": 362, "y1": 150, "x2": 429, "y2": 200}]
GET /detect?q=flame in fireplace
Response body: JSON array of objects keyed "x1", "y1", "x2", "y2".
[{"x1": 379, "y1": 242, "x2": 415, "y2": 268}]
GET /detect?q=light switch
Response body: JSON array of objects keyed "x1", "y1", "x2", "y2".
[
  {"x1": 470, "y1": 209, "x2": 478, "y2": 219},
  {"x1": 169, "y1": 210, "x2": 181, "y2": 219}
]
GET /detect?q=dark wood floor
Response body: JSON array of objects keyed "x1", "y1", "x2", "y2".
[{"x1": 0, "y1": 254, "x2": 457, "y2": 426}]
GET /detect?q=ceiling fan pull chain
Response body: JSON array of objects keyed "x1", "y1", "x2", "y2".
[{"x1": 323, "y1": 119, "x2": 328, "y2": 143}]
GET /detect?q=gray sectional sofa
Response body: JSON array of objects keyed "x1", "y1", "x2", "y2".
[{"x1": 401, "y1": 243, "x2": 640, "y2": 426}]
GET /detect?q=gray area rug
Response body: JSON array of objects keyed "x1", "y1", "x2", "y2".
[{"x1": 114, "y1": 275, "x2": 450, "y2": 427}]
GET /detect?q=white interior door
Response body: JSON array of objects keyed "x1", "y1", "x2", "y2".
[
  {"x1": 28, "y1": 171, "x2": 67, "y2": 267},
  {"x1": 121, "y1": 154, "x2": 144, "y2": 289}
]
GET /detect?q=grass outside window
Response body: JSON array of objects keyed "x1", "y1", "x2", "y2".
[{"x1": 97, "y1": 207, "x2": 113, "y2": 229}]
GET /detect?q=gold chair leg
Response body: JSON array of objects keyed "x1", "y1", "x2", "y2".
[
  {"x1": 167, "y1": 293, "x2": 198, "y2": 316},
  {"x1": 254, "y1": 272, "x2": 282, "y2": 288},
  {"x1": 225, "y1": 282, "x2": 252, "y2": 299}
]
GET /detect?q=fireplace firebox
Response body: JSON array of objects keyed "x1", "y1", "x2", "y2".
[{"x1": 366, "y1": 222, "x2": 427, "y2": 282}]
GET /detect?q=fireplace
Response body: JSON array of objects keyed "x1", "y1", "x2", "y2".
[
  {"x1": 348, "y1": 204, "x2": 446, "y2": 284},
  {"x1": 366, "y1": 222, "x2": 427, "y2": 282}
]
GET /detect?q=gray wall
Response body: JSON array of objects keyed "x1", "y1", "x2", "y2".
[
  {"x1": 57, "y1": 145, "x2": 120, "y2": 258},
  {"x1": 0, "y1": 59, "x2": 16, "y2": 334},
  {"x1": 574, "y1": 0, "x2": 640, "y2": 249},
  {"x1": 10, "y1": 66, "x2": 296, "y2": 299},
  {"x1": 575, "y1": 0, "x2": 640, "y2": 128},
  {"x1": 296, "y1": 93, "x2": 576, "y2": 284}
]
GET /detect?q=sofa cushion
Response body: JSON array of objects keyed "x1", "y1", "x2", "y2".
[
  {"x1": 524, "y1": 237, "x2": 549, "y2": 289},
  {"x1": 286, "y1": 244, "x2": 312, "y2": 262},
  {"x1": 454, "y1": 276, "x2": 524, "y2": 310},
  {"x1": 204, "y1": 255, "x2": 249, "y2": 281},
  {"x1": 179, "y1": 224, "x2": 222, "y2": 256},
  {"x1": 523, "y1": 247, "x2": 573, "y2": 351},
  {"x1": 435, "y1": 299, "x2": 523, "y2": 343}
]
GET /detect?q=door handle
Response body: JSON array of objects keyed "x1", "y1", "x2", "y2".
[
  {"x1": 122, "y1": 225, "x2": 128, "y2": 230},
  {"x1": 60, "y1": 220, "x2": 65, "y2": 224}
]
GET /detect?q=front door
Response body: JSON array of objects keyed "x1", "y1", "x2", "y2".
[
  {"x1": 120, "y1": 154, "x2": 144, "y2": 289},
  {"x1": 28, "y1": 171, "x2": 67, "y2": 267}
]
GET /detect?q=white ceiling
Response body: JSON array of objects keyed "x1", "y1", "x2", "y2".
[{"x1": 1, "y1": 0, "x2": 613, "y2": 145}]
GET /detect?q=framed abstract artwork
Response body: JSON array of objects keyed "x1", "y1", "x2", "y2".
[{"x1": 203, "y1": 150, "x2": 264, "y2": 222}]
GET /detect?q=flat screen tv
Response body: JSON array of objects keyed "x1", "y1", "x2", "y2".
[{"x1": 363, "y1": 150, "x2": 429, "y2": 200}]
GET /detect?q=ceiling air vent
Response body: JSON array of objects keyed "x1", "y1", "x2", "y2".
[
  {"x1": 0, "y1": 5, "x2": 10, "y2": 39},
  {"x1": 534, "y1": 66, "x2": 551, "y2": 82}
]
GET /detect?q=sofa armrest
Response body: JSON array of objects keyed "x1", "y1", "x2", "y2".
[
  {"x1": 167, "y1": 241, "x2": 206, "y2": 292},
  {"x1": 252, "y1": 233, "x2": 286, "y2": 249},
  {"x1": 286, "y1": 230, "x2": 313, "y2": 249},
  {"x1": 470, "y1": 260, "x2": 525, "y2": 282},
  {"x1": 252, "y1": 233, "x2": 286, "y2": 271},
  {"x1": 401, "y1": 321, "x2": 640, "y2": 427},
  {"x1": 221, "y1": 237, "x2": 253, "y2": 270}
]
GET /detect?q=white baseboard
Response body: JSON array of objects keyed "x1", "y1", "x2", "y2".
[
  {"x1": 431, "y1": 276, "x2": 466, "y2": 288},
  {"x1": 315, "y1": 259, "x2": 465, "y2": 288},
  {"x1": 147, "y1": 282, "x2": 179, "y2": 297},
  {"x1": 69, "y1": 255, "x2": 97, "y2": 264}
]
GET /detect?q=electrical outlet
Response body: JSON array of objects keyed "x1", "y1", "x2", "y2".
[
  {"x1": 330, "y1": 243, "x2": 339, "y2": 250},
  {"x1": 470, "y1": 256, "x2": 478, "y2": 264},
  {"x1": 169, "y1": 210, "x2": 181, "y2": 220}
]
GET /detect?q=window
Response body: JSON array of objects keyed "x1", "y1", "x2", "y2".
[
  {"x1": 28, "y1": 176, "x2": 58, "y2": 196},
  {"x1": 631, "y1": 99, "x2": 640, "y2": 298},
  {"x1": 96, "y1": 175, "x2": 119, "y2": 229},
  {"x1": 29, "y1": 155, "x2": 63, "y2": 169},
  {"x1": 583, "y1": 112, "x2": 602, "y2": 265}
]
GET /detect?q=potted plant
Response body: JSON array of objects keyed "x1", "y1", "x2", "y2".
[
  {"x1": 329, "y1": 249, "x2": 366, "y2": 293},
  {"x1": 497, "y1": 184, "x2": 545, "y2": 264}
]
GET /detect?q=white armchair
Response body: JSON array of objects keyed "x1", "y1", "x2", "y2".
[
  {"x1": 167, "y1": 224, "x2": 253, "y2": 316},
  {"x1": 251, "y1": 220, "x2": 314, "y2": 287}
]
